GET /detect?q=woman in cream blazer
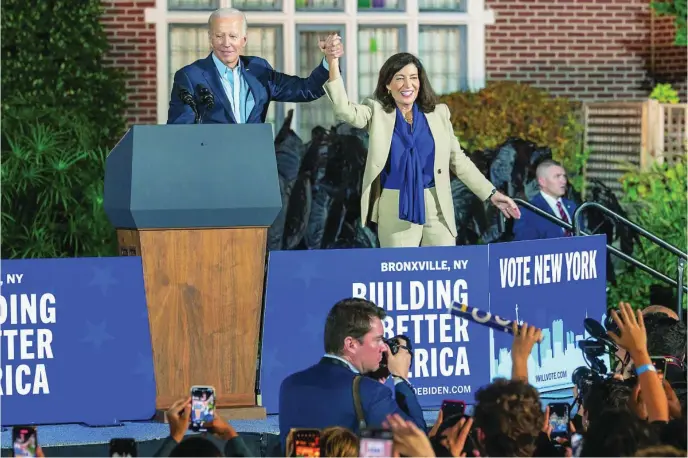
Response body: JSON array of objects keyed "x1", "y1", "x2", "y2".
[{"x1": 323, "y1": 50, "x2": 520, "y2": 248}]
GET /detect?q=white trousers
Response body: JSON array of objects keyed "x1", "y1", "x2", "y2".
[{"x1": 377, "y1": 187, "x2": 455, "y2": 248}]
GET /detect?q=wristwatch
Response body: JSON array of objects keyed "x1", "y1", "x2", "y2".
[{"x1": 485, "y1": 188, "x2": 498, "y2": 203}]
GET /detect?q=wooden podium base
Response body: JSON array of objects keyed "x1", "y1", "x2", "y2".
[
  {"x1": 117, "y1": 227, "x2": 267, "y2": 415},
  {"x1": 153, "y1": 406, "x2": 266, "y2": 423}
]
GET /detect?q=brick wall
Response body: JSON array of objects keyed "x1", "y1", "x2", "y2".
[
  {"x1": 652, "y1": 15, "x2": 687, "y2": 101},
  {"x1": 102, "y1": 0, "x2": 157, "y2": 126},
  {"x1": 485, "y1": 0, "x2": 654, "y2": 101}
]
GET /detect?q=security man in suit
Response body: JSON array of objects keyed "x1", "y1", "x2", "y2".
[
  {"x1": 167, "y1": 7, "x2": 338, "y2": 124},
  {"x1": 278, "y1": 298, "x2": 426, "y2": 451},
  {"x1": 513, "y1": 159, "x2": 578, "y2": 241}
]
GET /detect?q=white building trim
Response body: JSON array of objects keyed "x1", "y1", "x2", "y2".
[{"x1": 145, "y1": 0, "x2": 495, "y2": 126}]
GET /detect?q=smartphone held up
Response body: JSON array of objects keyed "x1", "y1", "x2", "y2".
[{"x1": 190, "y1": 385, "x2": 216, "y2": 432}]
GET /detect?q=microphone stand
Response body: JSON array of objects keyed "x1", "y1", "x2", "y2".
[
  {"x1": 178, "y1": 88, "x2": 200, "y2": 124},
  {"x1": 196, "y1": 86, "x2": 215, "y2": 125}
]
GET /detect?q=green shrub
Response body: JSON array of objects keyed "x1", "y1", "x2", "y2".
[
  {"x1": 1, "y1": 0, "x2": 128, "y2": 148},
  {"x1": 607, "y1": 159, "x2": 688, "y2": 310},
  {"x1": 651, "y1": 0, "x2": 688, "y2": 46},
  {"x1": 440, "y1": 81, "x2": 587, "y2": 191},
  {"x1": 650, "y1": 83, "x2": 680, "y2": 104},
  {"x1": 1, "y1": 0, "x2": 127, "y2": 258},
  {"x1": 1, "y1": 98, "x2": 118, "y2": 259}
]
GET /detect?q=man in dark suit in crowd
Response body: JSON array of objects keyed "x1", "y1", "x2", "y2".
[
  {"x1": 514, "y1": 159, "x2": 578, "y2": 240},
  {"x1": 278, "y1": 298, "x2": 426, "y2": 450},
  {"x1": 167, "y1": 7, "x2": 340, "y2": 124}
]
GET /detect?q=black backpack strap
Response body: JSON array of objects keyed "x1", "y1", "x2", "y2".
[{"x1": 353, "y1": 375, "x2": 367, "y2": 430}]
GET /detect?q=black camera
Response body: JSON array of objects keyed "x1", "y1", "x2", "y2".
[
  {"x1": 570, "y1": 317, "x2": 621, "y2": 405},
  {"x1": 366, "y1": 335, "x2": 413, "y2": 380}
]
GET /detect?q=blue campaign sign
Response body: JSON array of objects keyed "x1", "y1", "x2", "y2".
[
  {"x1": 488, "y1": 235, "x2": 608, "y2": 392},
  {"x1": 261, "y1": 245, "x2": 491, "y2": 413},
  {"x1": 0, "y1": 257, "x2": 156, "y2": 426}
]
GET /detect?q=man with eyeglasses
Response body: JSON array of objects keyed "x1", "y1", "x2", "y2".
[{"x1": 278, "y1": 298, "x2": 425, "y2": 452}]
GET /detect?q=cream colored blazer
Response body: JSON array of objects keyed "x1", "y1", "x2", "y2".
[{"x1": 323, "y1": 77, "x2": 495, "y2": 237}]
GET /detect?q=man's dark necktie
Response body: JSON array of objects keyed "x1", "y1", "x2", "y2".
[{"x1": 557, "y1": 201, "x2": 572, "y2": 236}]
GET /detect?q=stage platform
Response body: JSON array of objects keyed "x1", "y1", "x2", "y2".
[{"x1": 0, "y1": 389, "x2": 572, "y2": 457}]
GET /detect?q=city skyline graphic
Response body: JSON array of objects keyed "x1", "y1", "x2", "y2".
[{"x1": 489, "y1": 304, "x2": 610, "y2": 391}]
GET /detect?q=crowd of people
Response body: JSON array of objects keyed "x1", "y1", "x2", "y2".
[{"x1": 135, "y1": 299, "x2": 685, "y2": 457}]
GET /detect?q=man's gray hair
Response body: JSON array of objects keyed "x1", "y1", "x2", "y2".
[
  {"x1": 535, "y1": 159, "x2": 563, "y2": 179},
  {"x1": 208, "y1": 8, "x2": 248, "y2": 36}
]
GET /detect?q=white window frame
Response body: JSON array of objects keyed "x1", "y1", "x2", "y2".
[{"x1": 145, "y1": 0, "x2": 495, "y2": 127}]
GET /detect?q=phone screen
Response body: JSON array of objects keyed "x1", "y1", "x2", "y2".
[
  {"x1": 651, "y1": 357, "x2": 668, "y2": 378},
  {"x1": 359, "y1": 429, "x2": 394, "y2": 458},
  {"x1": 13, "y1": 426, "x2": 37, "y2": 458},
  {"x1": 190, "y1": 386, "x2": 216, "y2": 431},
  {"x1": 109, "y1": 438, "x2": 138, "y2": 457},
  {"x1": 548, "y1": 403, "x2": 570, "y2": 438},
  {"x1": 290, "y1": 429, "x2": 320, "y2": 457},
  {"x1": 441, "y1": 400, "x2": 466, "y2": 419}
]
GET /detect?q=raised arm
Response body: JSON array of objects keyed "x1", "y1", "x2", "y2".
[
  {"x1": 322, "y1": 57, "x2": 373, "y2": 130},
  {"x1": 267, "y1": 58, "x2": 328, "y2": 103}
]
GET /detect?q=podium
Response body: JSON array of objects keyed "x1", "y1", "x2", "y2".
[{"x1": 103, "y1": 124, "x2": 281, "y2": 417}]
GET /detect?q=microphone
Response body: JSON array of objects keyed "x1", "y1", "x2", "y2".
[
  {"x1": 196, "y1": 84, "x2": 215, "y2": 110},
  {"x1": 178, "y1": 88, "x2": 200, "y2": 124},
  {"x1": 584, "y1": 317, "x2": 618, "y2": 351}
]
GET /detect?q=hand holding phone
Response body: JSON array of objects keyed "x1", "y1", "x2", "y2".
[
  {"x1": 441, "y1": 400, "x2": 466, "y2": 419},
  {"x1": 190, "y1": 385, "x2": 216, "y2": 432},
  {"x1": 289, "y1": 429, "x2": 321, "y2": 457},
  {"x1": 548, "y1": 403, "x2": 570, "y2": 439},
  {"x1": 13, "y1": 426, "x2": 37, "y2": 458}
]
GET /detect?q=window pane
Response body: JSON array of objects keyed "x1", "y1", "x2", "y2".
[
  {"x1": 357, "y1": 0, "x2": 401, "y2": 9},
  {"x1": 169, "y1": 26, "x2": 210, "y2": 90},
  {"x1": 418, "y1": 26, "x2": 464, "y2": 95},
  {"x1": 245, "y1": 26, "x2": 281, "y2": 127},
  {"x1": 418, "y1": 0, "x2": 464, "y2": 10},
  {"x1": 297, "y1": 29, "x2": 343, "y2": 136},
  {"x1": 168, "y1": 0, "x2": 218, "y2": 9},
  {"x1": 296, "y1": 0, "x2": 344, "y2": 9},
  {"x1": 231, "y1": 0, "x2": 281, "y2": 10},
  {"x1": 357, "y1": 27, "x2": 402, "y2": 100}
]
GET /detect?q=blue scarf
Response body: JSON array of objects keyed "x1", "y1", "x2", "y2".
[{"x1": 394, "y1": 103, "x2": 427, "y2": 225}]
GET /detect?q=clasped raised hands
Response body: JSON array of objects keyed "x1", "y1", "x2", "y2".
[{"x1": 319, "y1": 34, "x2": 344, "y2": 64}]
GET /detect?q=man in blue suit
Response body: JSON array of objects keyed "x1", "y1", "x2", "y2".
[
  {"x1": 167, "y1": 8, "x2": 341, "y2": 124},
  {"x1": 278, "y1": 298, "x2": 426, "y2": 450},
  {"x1": 514, "y1": 159, "x2": 578, "y2": 241}
]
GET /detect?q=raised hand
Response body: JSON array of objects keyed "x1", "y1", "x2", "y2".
[
  {"x1": 319, "y1": 34, "x2": 344, "y2": 64},
  {"x1": 606, "y1": 302, "x2": 647, "y2": 356}
]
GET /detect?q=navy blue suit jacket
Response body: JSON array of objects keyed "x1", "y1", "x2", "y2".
[
  {"x1": 167, "y1": 53, "x2": 329, "y2": 124},
  {"x1": 278, "y1": 358, "x2": 426, "y2": 450},
  {"x1": 513, "y1": 192, "x2": 578, "y2": 241}
]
